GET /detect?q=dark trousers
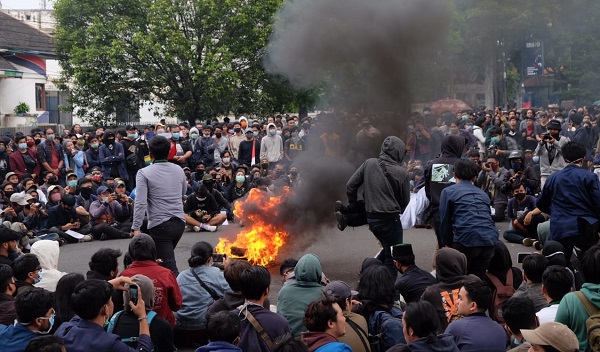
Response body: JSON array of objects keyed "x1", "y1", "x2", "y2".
[
  {"x1": 91, "y1": 223, "x2": 130, "y2": 240},
  {"x1": 491, "y1": 203, "x2": 507, "y2": 222},
  {"x1": 451, "y1": 242, "x2": 495, "y2": 280},
  {"x1": 125, "y1": 169, "x2": 137, "y2": 192},
  {"x1": 367, "y1": 217, "x2": 403, "y2": 281},
  {"x1": 430, "y1": 210, "x2": 443, "y2": 248},
  {"x1": 50, "y1": 224, "x2": 92, "y2": 244},
  {"x1": 558, "y1": 219, "x2": 600, "y2": 263},
  {"x1": 503, "y1": 230, "x2": 526, "y2": 244},
  {"x1": 148, "y1": 217, "x2": 185, "y2": 276}
]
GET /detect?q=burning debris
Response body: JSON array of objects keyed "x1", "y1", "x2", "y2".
[{"x1": 215, "y1": 188, "x2": 290, "y2": 266}]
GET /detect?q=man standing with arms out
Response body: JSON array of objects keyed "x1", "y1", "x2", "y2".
[
  {"x1": 525, "y1": 141, "x2": 600, "y2": 262},
  {"x1": 347, "y1": 136, "x2": 410, "y2": 280},
  {"x1": 132, "y1": 135, "x2": 187, "y2": 275},
  {"x1": 439, "y1": 159, "x2": 498, "y2": 280}
]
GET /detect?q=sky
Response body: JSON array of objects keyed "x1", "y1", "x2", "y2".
[{"x1": 0, "y1": 0, "x2": 53, "y2": 10}]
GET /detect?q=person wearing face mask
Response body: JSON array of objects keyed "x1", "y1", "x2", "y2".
[
  {"x1": 0, "y1": 286, "x2": 55, "y2": 350},
  {"x1": 11, "y1": 254, "x2": 42, "y2": 296},
  {"x1": 284, "y1": 126, "x2": 305, "y2": 164},
  {"x1": 55, "y1": 278, "x2": 153, "y2": 352},
  {"x1": 503, "y1": 183, "x2": 543, "y2": 246},
  {"x1": 62, "y1": 140, "x2": 86, "y2": 180},
  {"x1": 47, "y1": 193, "x2": 92, "y2": 244},
  {"x1": 238, "y1": 129, "x2": 261, "y2": 168},
  {"x1": 536, "y1": 119, "x2": 570, "y2": 189},
  {"x1": 226, "y1": 171, "x2": 250, "y2": 204},
  {"x1": 85, "y1": 136, "x2": 102, "y2": 170},
  {"x1": 120, "y1": 126, "x2": 145, "y2": 191},
  {"x1": 212, "y1": 125, "x2": 229, "y2": 165},
  {"x1": 169, "y1": 125, "x2": 193, "y2": 168},
  {"x1": 201, "y1": 174, "x2": 232, "y2": 221},
  {"x1": 188, "y1": 127, "x2": 201, "y2": 165},
  {"x1": 500, "y1": 151, "x2": 541, "y2": 196},
  {"x1": 183, "y1": 184, "x2": 225, "y2": 232},
  {"x1": 99, "y1": 130, "x2": 128, "y2": 183},
  {"x1": 36, "y1": 128, "x2": 65, "y2": 187},
  {"x1": 228, "y1": 121, "x2": 246, "y2": 161},
  {"x1": 259, "y1": 123, "x2": 284, "y2": 170},
  {"x1": 192, "y1": 126, "x2": 217, "y2": 168},
  {"x1": 89, "y1": 186, "x2": 133, "y2": 241},
  {"x1": 288, "y1": 165, "x2": 300, "y2": 188},
  {"x1": 9, "y1": 136, "x2": 41, "y2": 182}
]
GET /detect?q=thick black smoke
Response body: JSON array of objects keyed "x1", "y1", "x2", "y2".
[
  {"x1": 265, "y1": 0, "x2": 449, "y2": 132},
  {"x1": 253, "y1": 0, "x2": 450, "y2": 258}
]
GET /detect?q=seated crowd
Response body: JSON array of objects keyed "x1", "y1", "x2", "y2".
[{"x1": 0, "y1": 232, "x2": 597, "y2": 352}]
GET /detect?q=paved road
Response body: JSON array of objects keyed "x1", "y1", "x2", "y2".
[{"x1": 57, "y1": 220, "x2": 525, "y2": 303}]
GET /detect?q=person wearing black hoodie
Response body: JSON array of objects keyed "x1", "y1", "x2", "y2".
[
  {"x1": 423, "y1": 135, "x2": 468, "y2": 249},
  {"x1": 347, "y1": 136, "x2": 410, "y2": 281}
]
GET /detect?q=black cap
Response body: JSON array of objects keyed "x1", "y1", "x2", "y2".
[
  {"x1": 392, "y1": 244, "x2": 414, "y2": 259},
  {"x1": 0, "y1": 227, "x2": 20, "y2": 244},
  {"x1": 547, "y1": 120, "x2": 562, "y2": 130},
  {"x1": 125, "y1": 125, "x2": 137, "y2": 131}
]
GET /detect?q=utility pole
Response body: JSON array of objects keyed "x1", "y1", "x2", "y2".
[{"x1": 40, "y1": 0, "x2": 46, "y2": 9}]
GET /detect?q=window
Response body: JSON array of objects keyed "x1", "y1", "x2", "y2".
[{"x1": 35, "y1": 83, "x2": 46, "y2": 111}]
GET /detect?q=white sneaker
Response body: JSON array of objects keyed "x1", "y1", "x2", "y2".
[
  {"x1": 200, "y1": 223, "x2": 217, "y2": 232},
  {"x1": 193, "y1": 226, "x2": 201, "y2": 232},
  {"x1": 82, "y1": 235, "x2": 93, "y2": 242}
]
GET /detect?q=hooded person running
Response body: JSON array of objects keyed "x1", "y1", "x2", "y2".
[{"x1": 347, "y1": 136, "x2": 410, "y2": 280}]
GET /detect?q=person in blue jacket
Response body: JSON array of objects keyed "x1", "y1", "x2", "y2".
[{"x1": 0, "y1": 287, "x2": 55, "y2": 352}]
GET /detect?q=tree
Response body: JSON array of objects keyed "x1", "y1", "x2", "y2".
[{"x1": 54, "y1": 0, "x2": 296, "y2": 126}]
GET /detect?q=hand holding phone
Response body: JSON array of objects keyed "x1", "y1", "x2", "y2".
[{"x1": 130, "y1": 284, "x2": 139, "y2": 305}]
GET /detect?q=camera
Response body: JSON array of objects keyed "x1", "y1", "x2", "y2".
[
  {"x1": 212, "y1": 253, "x2": 226, "y2": 262},
  {"x1": 542, "y1": 133, "x2": 552, "y2": 141},
  {"x1": 484, "y1": 162, "x2": 491, "y2": 168},
  {"x1": 112, "y1": 193, "x2": 122, "y2": 201}
]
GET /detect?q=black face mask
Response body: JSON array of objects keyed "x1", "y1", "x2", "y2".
[
  {"x1": 290, "y1": 171, "x2": 298, "y2": 177},
  {"x1": 80, "y1": 187, "x2": 93, "y2": 199},
  {"x1": 204, "y1": 182, "x2": 214, "y2": 192},
  {"x1": 261, "y1": 163, "x2": 269, "y2": 169},
  {"x1": 34, "y1": 139, "x2": 41, "y2": 145},
  {"x1": 234, "y1": 128, "x2": 242, "y2": 133},
  {"x1": 215, "y1": 132, "x2": 222, "y2": 138},
  {"x1": 515, "y1": 193, "x2": 526, "y2": 201},
  {"x1": 47, "y1": 177, "x2": 57, "y2": 185},
  {"x1": 4, "y1": 191, "x2": 14, "y2": 198}
]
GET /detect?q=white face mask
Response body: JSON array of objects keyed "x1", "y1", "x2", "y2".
[
  {"x1": 222, "y1": 157, "x2": 231, "y2": 163},
  {"x1": 157, "y1": 129, "x2": 165, "y2": 134}
]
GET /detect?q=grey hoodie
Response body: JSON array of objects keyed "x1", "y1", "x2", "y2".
[{"x1": 347, "y1": 136, "x2": 410, "y2": 215}]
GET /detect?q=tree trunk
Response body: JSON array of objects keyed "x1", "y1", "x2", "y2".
[{"x1": 484, "y1": 50, "x2": 495, "y2": 110}]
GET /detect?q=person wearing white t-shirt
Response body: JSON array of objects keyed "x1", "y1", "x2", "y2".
[{"x1": 536, "y1": 265, "x2": 572, "y2": 324}]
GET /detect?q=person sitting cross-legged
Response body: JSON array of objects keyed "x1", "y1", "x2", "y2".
[{"x1": 183, "y1": 184, "x2": 226, "y2": 232}]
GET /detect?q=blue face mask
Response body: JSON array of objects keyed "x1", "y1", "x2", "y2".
[
  {"x1": 68, "y1": 180, "x2": 78, "y2": 188},
  {"x1": 511, "y1": 162, "x2": 522, "y2": 172},
  {"x1": 490, "y1": 136, "x2": 500, "y2": 144},
  {"x1": 18, "y1": 143, "x2": 27, "y2": 150},
  {"x1": 34, "y1": 270, "x2": 42, "y2": 284},
  {"x1": 172, "y1": 133, "x2": 180, "y2": 139},
  {"x1": 532, "y1": 156, "x2": 540, "y2": 163},
  {"x1": 128, "y1": 133, "x2": 138, "y2": 139}
]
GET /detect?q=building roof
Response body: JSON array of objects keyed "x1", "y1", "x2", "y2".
[
  {"x1": 0, "y1": 56, "x2": 17, "y2": 71},
  {"x1": 0, "y1": 11, "x2": 54, "y2": 55}
]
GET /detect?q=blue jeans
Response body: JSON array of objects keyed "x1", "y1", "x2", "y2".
[{"x1": 367, "y1": 217, "x2": 403, "y2": 281}]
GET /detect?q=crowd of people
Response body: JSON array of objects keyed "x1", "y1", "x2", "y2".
[{"x1": 0, "y1": 105, "x2": 599, "y2": 352}]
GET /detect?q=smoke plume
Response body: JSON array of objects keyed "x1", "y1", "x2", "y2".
[{"x1": 256, "y1": 0, "x2": 450, "y2": 257}]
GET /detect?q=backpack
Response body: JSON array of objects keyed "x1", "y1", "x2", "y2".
[
  {"x1": 575, "y1": 291, "x2": 600, "y2": 352},
  {"x1": 368, "y1": 307, "x2": 406, "y2": 352},
  {"x1": 486, "y1": 269, "x2": 515, "y2": 324},
  {"x1": 126, "y1": 152, "x2": 140, "y2": 169},
  {"x1": 107, "y1": 310, "x2": 157, "y2": 344}
]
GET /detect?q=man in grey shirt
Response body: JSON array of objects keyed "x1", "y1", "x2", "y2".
[{"x1": 132, "y1": 135, "x2": 187, "y2": 274}]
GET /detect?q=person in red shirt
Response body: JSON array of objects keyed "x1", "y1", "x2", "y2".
[{"x1": 120, "y1": 234, "x2": 182, "y2": 326}]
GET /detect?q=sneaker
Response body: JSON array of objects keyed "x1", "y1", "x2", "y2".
[
  {"x1": 193, "y1": 226, "x2": 201, "y2": 233},
  {"x1": 533, "y1": 240, "x2": 542, "y2": 251},
  {"x1": 82, "y1": 235, "x2": 93, "y2": 242},
  {"x1": 335, "y1": 211, "x2": 347, "y2": 231},
  {"x1": 334, "y1": 200, "x2": 343, "y2": 213},
  {"x1": 522, "y1": 238, "x2": 535, "y2": 247},
  {"x1": 200, "y1": 223, "x2": 217, "y2": 232}
]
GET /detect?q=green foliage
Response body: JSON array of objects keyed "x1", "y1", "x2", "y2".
[
  {"x1": 14, "y1": 102, "x2": 30, "y2": 115},
  {"x1": 54, "y1": 0, "x2": 306, "y2": 126}
]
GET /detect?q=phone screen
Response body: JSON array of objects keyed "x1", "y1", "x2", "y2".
[{"x1": 130, "y1": 284, "x2": 138, "y2": 305}]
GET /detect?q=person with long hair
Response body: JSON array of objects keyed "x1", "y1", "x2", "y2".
[
  {"x1": 174, "y1": 241, "x2": 229, "y2": 348},
  {"x1": 52, "y1": 273, "x2": 85, "y2": 333}
]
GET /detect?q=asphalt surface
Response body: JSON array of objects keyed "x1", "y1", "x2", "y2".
[{"x1": 57, "y1": 219, "x2": 523, "y2": 303}]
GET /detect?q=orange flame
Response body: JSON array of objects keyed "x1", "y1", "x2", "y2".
[{"x1": 215, "y1": 187, "x2": 290, "y2": 266}]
